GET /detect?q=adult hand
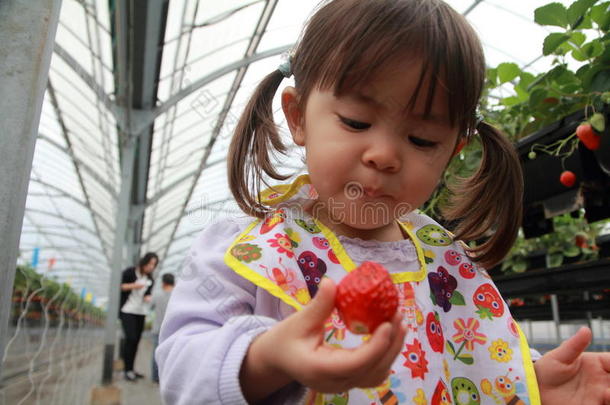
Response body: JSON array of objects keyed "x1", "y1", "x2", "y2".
[{"x1": 534, "y1": 327, "x2": 610, "y2": 405}]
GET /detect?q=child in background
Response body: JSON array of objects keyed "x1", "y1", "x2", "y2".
[
  {"x1": 157, "y1": 0, "x2": 610, "y2": 403},
  {"x1": 150, "y1": 272, "x2": 175, "y2": 384}
]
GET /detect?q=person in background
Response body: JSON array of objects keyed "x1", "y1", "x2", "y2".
[
  {"x1": 151, "y1": 272, "x2": 175, "y2": 384},
  {"x1": 120, "y1": 252, "x2": 158, "y2": 382}
]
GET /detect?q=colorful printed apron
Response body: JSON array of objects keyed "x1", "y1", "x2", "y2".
[{"x1": 224, "y1": 175, "x2": 540, "y2": 405}]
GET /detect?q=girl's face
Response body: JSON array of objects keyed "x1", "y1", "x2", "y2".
[{"x1": 282, "y1": 57, "x2": 460, "y2": 241}]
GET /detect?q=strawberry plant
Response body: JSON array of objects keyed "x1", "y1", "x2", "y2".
[{"x1": 429, "y1": 0, "x2": 610, "y2": 274}]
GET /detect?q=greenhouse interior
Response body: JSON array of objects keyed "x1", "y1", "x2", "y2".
[{"x1": 1, "y1": 0, "x2": 609, "y2": 404}]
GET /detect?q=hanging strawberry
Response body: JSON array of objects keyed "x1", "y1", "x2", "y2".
[
  {"x1": 575, "y1": 232, "x2": 589, "y2": 249},
  {"x1": 559, "y1": 170, "x2": 576, "y2": 187},
  {"x1": 576, "y1": 123, "x2": 601, "y2": 150}
]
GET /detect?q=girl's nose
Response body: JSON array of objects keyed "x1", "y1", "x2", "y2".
[{"x1": 362, "y1": 138, "x2": 401, "y2": 172}]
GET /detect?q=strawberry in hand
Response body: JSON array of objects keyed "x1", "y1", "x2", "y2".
[{"x1": 335, "y1": 261, "x2": 399, "y2": 334}]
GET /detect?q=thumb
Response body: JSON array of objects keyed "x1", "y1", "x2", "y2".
[
  {"x1": 299, "y1": 277, "x2": 336, "y2": 330},
  {"x1": 549, "y1": 326, "x2": 592, "y2": 365}
]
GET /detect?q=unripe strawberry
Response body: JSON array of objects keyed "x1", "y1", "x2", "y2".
[
  {"x1": 335, "y1": 261, "x2": 398, "y2": 334},
  {"x1": 560, "y1": 170, "x2": 576, "y2": 187},
  {"x1": 576, "y1": 123, "x2": 601, "y2": 150}
]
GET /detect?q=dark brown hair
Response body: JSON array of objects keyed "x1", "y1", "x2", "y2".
[
  {"x1": 228, "y1": 0, "x2": 523, "y2": 268},
  {"x1": 139, "y1": 252, "x2": 159, "y2": 268}
]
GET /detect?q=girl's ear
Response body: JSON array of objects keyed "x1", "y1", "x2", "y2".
[{"x1": 281, "y1": 86, "x2": 305, "y2": 146}]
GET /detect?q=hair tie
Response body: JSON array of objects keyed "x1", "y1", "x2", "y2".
[{"x1": 278, "y1": 60, "x2": 292, "y2": 78}]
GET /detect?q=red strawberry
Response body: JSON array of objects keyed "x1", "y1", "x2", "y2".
[
  {"x1": 335, "y1": 261, "x2": 398, "y2": 334},
  {"x1": 560, "y1": 170, "x2": 576, "y2": 187},
  {"x1": 576, "y1": 123, "x2": 601, "y2": 150},
  {"x1": 575, "y1": 232, "x2": 588, "y2": 249}
]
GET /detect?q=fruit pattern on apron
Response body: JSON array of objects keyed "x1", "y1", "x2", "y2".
[{"x1": 224, "y1": 175, "x2": 540, "y2": 405}]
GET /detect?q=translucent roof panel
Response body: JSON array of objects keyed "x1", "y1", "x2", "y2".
[{"x1": 20, "y1": 0, "x2": 584, "y2": 303}]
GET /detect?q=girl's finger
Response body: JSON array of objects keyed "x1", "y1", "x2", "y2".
[
  {"x1": 321, "y1": 321, "x2": 394, "y2": 378},
  {"x1": 599, "y1": 352, "x2": 610, "y2": 374},
  {"x1": 295, "y1": 278, "x2": 336, "y2": 332},
  {"x1": 354, "y1": 313, "x2": 406, "y2": 385},
  {"x1": 548, "y1": 327, "x2": 592, "y2": 365},
  {"x1": 604, "y1": 387, "x2": 610, "y2": 405}
]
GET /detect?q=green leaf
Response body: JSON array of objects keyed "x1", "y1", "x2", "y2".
[
  {"x1": 543, "y1": 33, "x2": 571, "y2": 55},
  {"x1": 501, "y1": 259, "x2": 513, "y2": 271},
  {"x1": 569, "y1": 31, "x2": 587, "y2": 47},
  {"x1": 590, "y1": 69, "x2": 610, "y2": 92},
  {"x1": 501, "y1": 96, "x2": 522, "y2": 107},
  {"x1": 567, "y1": 0, "x2": 598, "y2": 28},
  {"x1": 497, "y1": 62, "x2": 521, "y2": 84},
  {"x1": 486, "y1": 68, "x2": 498, "y2": 86},
  {"x1": 514, "y1": 85, "x2": 530, "y2": 102},
  {"x1": 547, "y1": 252, "x2": 564, "y2": 268},
  {"x1": 529, "y1": 88, "x2": 549, "y2": 108},
  {"x1": 449, "y1": 290, "x2": 466, "y2": 306},
  {"x1": 457, "y1": 354, "x2": 474, "y2": 365},
  {"x1": 446, "y1": 340, "x2": 456, "y2": 355},
  {"x1": 591, "y1": 2, "x2": 610, "y2": 31},
  {"x1": 430, "y1": 292, "x2": 437, "y2": 305},
  {"x1": 564, "y1": 245, "x2": 581, "y2": 257},
  {"x1": 573, "y1": 40, "x2": 604, "y2": 60},
  {"x1": 590, "y1": 112, "x2": 606, "y2": 131},
  {"x1": 513, "y1": 259, "x2": 528, "y2": 273},
  {"x1": 519, "y1": 72, "x2": 537, "y2": 89},
  {"x1": 535, "y1": 3, "x2": 569, "y2": 28}
]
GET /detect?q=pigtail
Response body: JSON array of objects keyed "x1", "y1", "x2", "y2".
[
  {"x1": 227, "y1": 69, "x2": 292, "y2": 218},
  {"x1": 442, "y1": 122, "x2": 524, "y2": 268}
]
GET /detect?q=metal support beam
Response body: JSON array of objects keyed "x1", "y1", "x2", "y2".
[
  {"x1": 551, "y1": 294, "x2": 561, "y2": 343},
  {"x1": 102, "y1": 140, "x2": 136, "y2": 384},
  {"x1": 0, "y1": 0, "x2": 62, "y2": 378},
  {"x1": 160, "y1": 0, "x2": 281, "y2": 263},
  {"x1": 149, "y1": 45, "x2": 291, "y2": 129},
  {"x1": 463, "y1": 0, "x2": 484, "y2": 16}
]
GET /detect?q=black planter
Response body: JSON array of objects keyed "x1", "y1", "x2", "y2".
[{"x1": 517, "y1": 107, "x2": 610, "y2": 237}]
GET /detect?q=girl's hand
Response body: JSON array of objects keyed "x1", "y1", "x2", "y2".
[
  {"x1": 534, "y1": 327, "x2": 610, "y2": 405},
  {"x1": 241, "y1": 278, "x2": 406, "y2": 402}
]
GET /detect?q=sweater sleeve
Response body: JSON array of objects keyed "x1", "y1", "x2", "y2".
[{"x1": 156, "y1": 217, "x2": 305, "y2": 405}]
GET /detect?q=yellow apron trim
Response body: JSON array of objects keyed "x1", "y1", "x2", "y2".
[
  {"x1": 259, "y1": 174, "x2": 312, "y2": 205},
  {"x1": 313, "y1": 218, "x2": 357, "y2": 272},
  {"x1": 516, "y1": 322, "x2": 541, "y2": 405},
  {"x1": 224, "y1": 218, "x2": 304, "y2": 311},
  {"x1": 394, "y1": 221, "x2": 427, "y2": 283}
]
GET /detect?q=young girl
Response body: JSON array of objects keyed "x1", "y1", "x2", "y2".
[{"x1": 156, "y1": 0, "x2": 610, "y2": 404}]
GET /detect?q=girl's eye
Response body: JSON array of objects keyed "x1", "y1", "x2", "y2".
[
  {"x1": 339, "y1": 116, "x2": 371, "y2": 130},
  {"x1": 408, "y1": 135, "x2": 437, "y2": 148}
]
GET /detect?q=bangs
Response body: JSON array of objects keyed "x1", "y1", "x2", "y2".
[{"x1": 294, "y1": 0, "x2": 485, "y2": 133}]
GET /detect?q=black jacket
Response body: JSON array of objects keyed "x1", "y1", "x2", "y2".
[{"x1": 119, "y1": 266, "x2": 154, "y2": 316}]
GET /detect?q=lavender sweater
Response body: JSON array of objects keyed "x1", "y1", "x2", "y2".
[{"x1": 156, "y1": 216, "x2": 540, "y2": 404}]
